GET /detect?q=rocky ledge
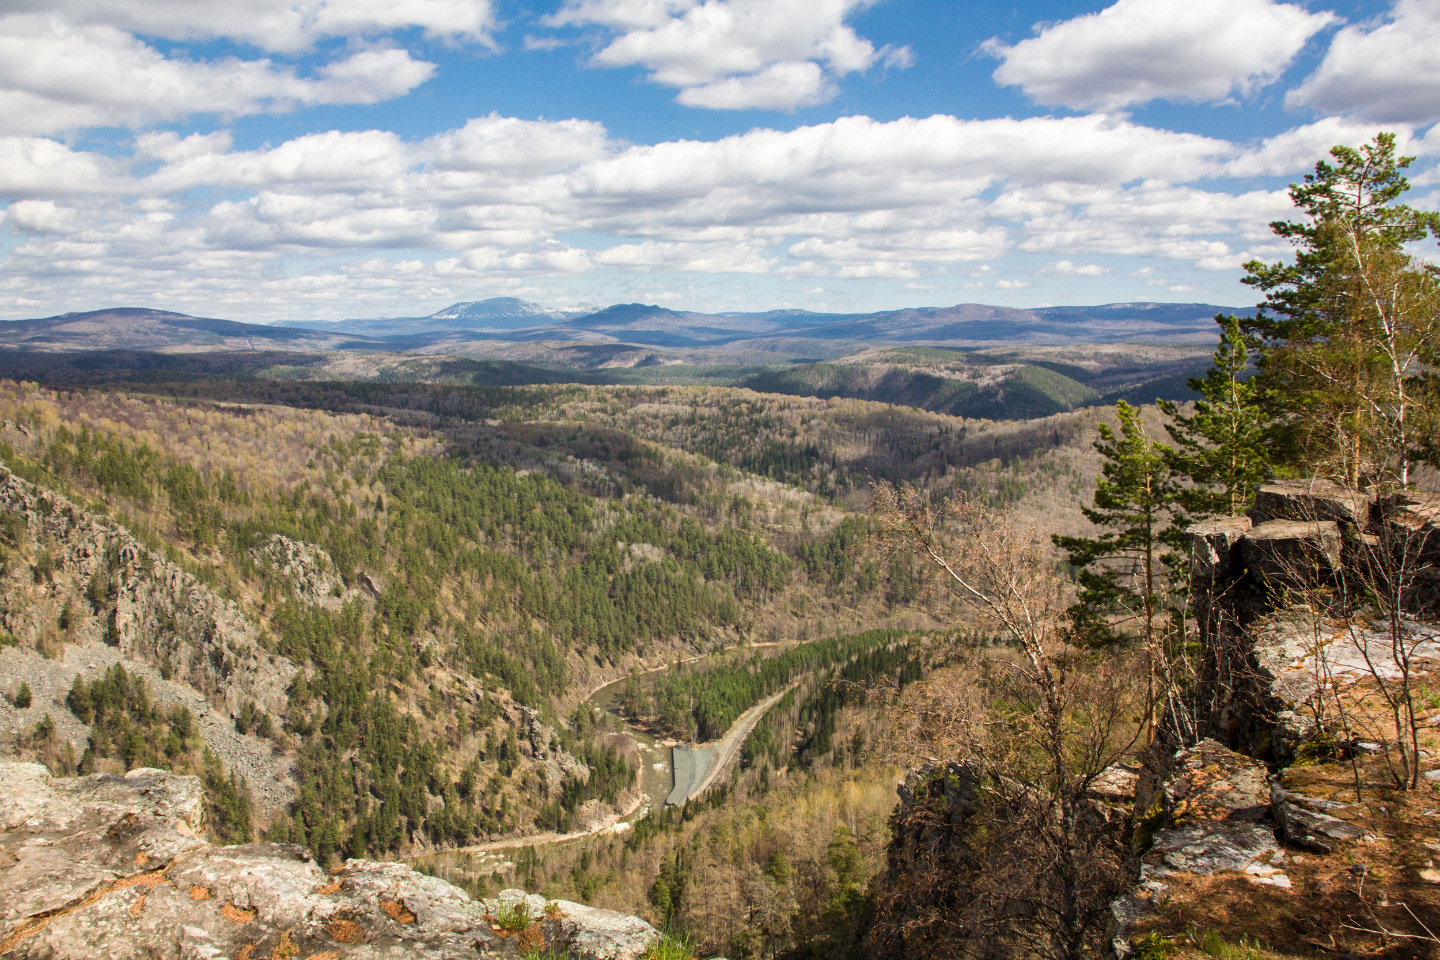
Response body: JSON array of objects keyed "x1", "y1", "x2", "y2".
[{"x1": 0, "y1": 762, "x2": 658, "y2": 960}]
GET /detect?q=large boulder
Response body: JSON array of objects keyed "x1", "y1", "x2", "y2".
[
  {"x1": 1188, "y1": 516, "x2": 1253, "y2": 583},
  {"x1": 1240, "y1": 519, "x2": 1342, "y2": 599},
  {"x1": 1251, "y1": 480, "x2": 1372, "y2": 528},
  {"x1": 0, "y1": 763, "x2": 659, "y2": 960}
]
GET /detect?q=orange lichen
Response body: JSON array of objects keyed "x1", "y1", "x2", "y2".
[
  {"x1": 222, "y1": 902, "x2": 258, "y2": 923},
  {"x1": 0, "y1": 864, "x2": 176, "y2": 954},
  {"x1": 380, "y1": 899, "x2": 416, "y2": 924},
  {"x1": 315, "y1": 880, "x2": 342, "y2": 896},
  {"x1": 190, "y1": 885, "x2": 214, "y2": 900}
]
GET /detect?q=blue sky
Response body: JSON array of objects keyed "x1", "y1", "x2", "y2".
[{"x1": 0, "y1": 0, "x2": 1435, "y2": 322}]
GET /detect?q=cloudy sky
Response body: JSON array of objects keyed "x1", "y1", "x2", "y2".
[{"x1": 1, "y1": 0, "x2": 1435, "y2": 322}]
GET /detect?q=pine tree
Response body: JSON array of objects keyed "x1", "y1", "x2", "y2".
[
  {"x1": 1159, "y1": 315, "x2": 1274, "y2": 518},
  {"x1": 1054, "y1": 401, "x2": 1183, "y2": 649},
  {"x1": 1241, "y1": 132, "x2": 1440, "y2": 488}
]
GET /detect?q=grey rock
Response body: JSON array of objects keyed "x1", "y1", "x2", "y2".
[
  {"x1": 1111, "y1": 741, "x2": 1287, "y2": 956},
  {"x1": 1270, "y1": 781, "x2": 1363, "y2": 853},
  {"x1": 1143, "y1": 822, "x2": 1281, "y2": 879},
  {"x1": 1252, "y1": 480, "x2": 1372, "y2": 528},
  {"x1": 1161, "y1": 739, "x2": 1270, "y2": 823},
  {"x1": 1241, "y1": 519, "x2": 1343, "y2": 590},
  {"x1": 0, "y1": 762, "x2": 659, "y2": 960},
  {"x1": 253, "y1": 534, "x2": 364, "y2": 610},
  {"x1": 1088, "y1": 763, "x2": 1140, "y2": 804},
  {"x1": 1188, "y1": 516, "x2": 1252, "y2": 581}
]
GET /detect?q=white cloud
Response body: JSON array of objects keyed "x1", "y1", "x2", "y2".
[
  {"x1": 0, "y1": 15, "x2": 435, "y2": 135},
  {"x1": 1042, "y1": 259, "x2": 1110, "y2": 276},
  {"x1": 593, "y1": 240, "x2": 774, "y2": 272},
  {"x1": 995, "y1": 279, "x2": 1029, "y2": 289},
  {"x1": 550, "y1": 0, "x2": 910, "y2": 110},
  {"x1": 1223, "y1": 118, "x2": 1430, "y2": 179},
  {"x1": 0, "y1": 137, "x2": 123, "y2": 197},
  {"x1": 1288, "y1": 0, "x2": 1440, "y2": 124},
  {"x1": 0, "y1": 111, "x2": 1386, "y2": 320},
  {"x1": 986, "y1": 0, "x2": 1334, "y2": 111},
  {"x1": 5, "y1": 0, "x2": 496, "y2": 53}
]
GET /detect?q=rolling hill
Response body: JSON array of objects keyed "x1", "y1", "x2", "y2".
[
  {"x1": 266, "y1": 298, "x2": 1254, "y2": 348},
  {"x1": 0, "y1": 308, "x2": 387, "y2": 354}
]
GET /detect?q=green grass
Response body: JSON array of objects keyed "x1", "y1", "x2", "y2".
[
  {"x1": 1196, "y1": 929, "x2": 1279, "y2": 960},
  {"x1": 493, "y1": 900, "x2": 534, "y2": 933},
  {"x1": 641, "y1": 933, "x2": 700, "y2": 960}
]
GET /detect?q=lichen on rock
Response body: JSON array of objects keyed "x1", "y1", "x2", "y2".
[{"x1": 0, "y1": 762, "x2": 660, "y2": 960}]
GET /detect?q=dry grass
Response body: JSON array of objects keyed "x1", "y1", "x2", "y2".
[
  {"x1": 325, "y1": 918, "x2": 366, "y2": 944},
  {"x1": 379, "y1": 899, "x2": 416, "y2": 924}
]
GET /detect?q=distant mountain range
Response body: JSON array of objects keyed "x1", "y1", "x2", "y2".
[{"x1": 0, "y1": 298, "x2": 1257, "y2": 354}]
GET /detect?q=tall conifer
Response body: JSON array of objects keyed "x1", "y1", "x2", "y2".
[
  {"x1": 1159, "y1": 315, "x2": 1273, "y2": 518},
  {"x1": 1053, "y1": 400, "x2": 1183, "y2": 649}
]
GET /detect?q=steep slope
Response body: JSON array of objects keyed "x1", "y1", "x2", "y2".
[
  {"x1": 738, "y1": 359, "x2": 1101, "y2": 419},
  {"x1": 0, "y1": 465, "x2": 297, "y2": 811}
]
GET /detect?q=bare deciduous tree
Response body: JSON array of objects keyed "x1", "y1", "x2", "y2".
[{"x1": 868, "y1": 484, "x2": 1147, "y2": 960}]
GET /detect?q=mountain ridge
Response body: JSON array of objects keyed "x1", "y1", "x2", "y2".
[{"x1": 2, "y1": 299, "x2": 1258, "y2": 354}]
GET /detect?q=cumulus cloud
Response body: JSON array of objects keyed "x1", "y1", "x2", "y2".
[
  {"x1": 1042, "y1": 259, "x2": 1110, "y2": 276},
  {"x1": 1288, "y1": 0, "x2": 1440, "y2": 124},
  {"x1": 0, "y1": 110, "x2": 1391, "y2": 319},
  {"x1": 549, "y1": 0, "x2": 910, "y2": 110},
  {"x1": 1222, "y1": 118, "x2": 1432, "y2": 179},
  {"x1": 986, "y1": 0, "x2": 1334, "y2": 111},
  {"x1": 3, "y1": 0, "x2": 496, "y2": 53},
  {"x1": 0, "y1": 15, "x2": 435, "y2": 135}
]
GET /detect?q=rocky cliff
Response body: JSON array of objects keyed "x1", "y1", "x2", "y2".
[
  {"x1": 0, "y1": 762, "x2": 659, "y2": 959},
  {"x1": 861, "y1": 479, "x2": 1440, "y2": 957},
  {"x1": 0, "y1": 465, "x2": 298, "y2": 808},
  {"x1": 1114, "y1": 480, "x2": 1440, "y2": 954}
]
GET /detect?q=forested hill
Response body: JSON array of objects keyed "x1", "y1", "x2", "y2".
[
  {"x1": 0, "y1": 378, "x2": 949, "y2": 862},
  {"x1": 2, "y1": 299, "x2": 1253, "y2": 352}
]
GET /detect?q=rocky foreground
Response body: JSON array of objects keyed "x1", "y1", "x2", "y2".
[{"x1": 0, "y1": 762, "x2": 658, "y2": 959}]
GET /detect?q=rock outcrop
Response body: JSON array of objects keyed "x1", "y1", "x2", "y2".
[
  {"x1": 0, "y1": 466, "x2": 295, "y2": 720},
  {"x1": 1107, "y1": 478, "x2": 1440, "y2": 955},
  {"x1": 1111, "y1": 740, "x2": 1290, "y2": 953},
  {"x1": 0, "y1": 762, "x2": 659, "y2": 960},
  {"x1": 253, "y1": 535, "x2": 363, "y2": 610},
  {"x1": 0, "y1": 466, "x2": 296, "y2": 808},
  {"x1": 1188, "y1": 479, "x2": 1440, "y2": 762}
]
